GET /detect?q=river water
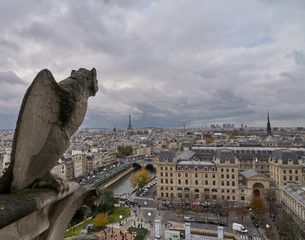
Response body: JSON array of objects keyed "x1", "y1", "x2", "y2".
[{"x1": 108, "y1": 168, "x2": 156, "y2": 195}]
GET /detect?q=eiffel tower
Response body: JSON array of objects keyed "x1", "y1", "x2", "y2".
[{"x1": 127, "y1": 114, "x2": 133, "y2": 130}]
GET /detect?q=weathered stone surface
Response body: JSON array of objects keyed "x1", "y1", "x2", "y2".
[
  {"x1": 0, "y1": 68, "x2": 101, "y2": 240},
  {"x1": 0, "y1": 68, "x2": 98, "y2": 194}
]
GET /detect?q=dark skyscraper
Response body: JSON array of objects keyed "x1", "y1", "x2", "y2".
[
  {"x1": 267, "y1": 111, "x2": 272, "y2": 136},
  {"x1": 127, "y1": 114, "x2": 133, "y2": 130}
]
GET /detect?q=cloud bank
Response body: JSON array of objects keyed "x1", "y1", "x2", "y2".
[{"x1": 0, "y1": 0, "x2": 304, "y2": 129}]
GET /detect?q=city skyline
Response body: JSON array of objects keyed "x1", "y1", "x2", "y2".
[{"x1": 0, "y1": 1, "x2": 305, "y2": 129}]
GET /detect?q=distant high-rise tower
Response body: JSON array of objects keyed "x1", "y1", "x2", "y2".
[
  {"x1": 267, "y1": 111, "x2": 272, "y2": 136},
  {"x1": 127, "y1": 114, "x2": 133, "y2": 130}
]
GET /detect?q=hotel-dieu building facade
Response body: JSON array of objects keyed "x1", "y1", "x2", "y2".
[{"x1": 155, "y1": 147, "x2": 305, "y2": 204}]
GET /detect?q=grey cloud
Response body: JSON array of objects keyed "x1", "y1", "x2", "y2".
[{"x1": 1, "y1": 0, "x2": 305, "y2": 129}]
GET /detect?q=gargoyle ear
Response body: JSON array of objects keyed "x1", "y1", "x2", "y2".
[{"x1": 71, "y1": 70, "x2": 76, "y2": 75}]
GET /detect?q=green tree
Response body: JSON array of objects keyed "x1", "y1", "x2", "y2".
[
  {"x1": 96, "y1": 189, "x2": 118, "y2": 213},
  {"x1": 118, "y1": 146, "x2": 133, "y2": 157},
  {"x1": 130, "y1": 168, "x2": 152, "y2": 189}
]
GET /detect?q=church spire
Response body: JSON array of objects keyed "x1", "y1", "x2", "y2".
[{"x1": 267, "y1": 111, "x2": 271, "y2": 136}]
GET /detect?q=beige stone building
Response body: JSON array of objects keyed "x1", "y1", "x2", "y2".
[
  {"x1": 156, "y1": 148, "x2": 304, "y2": 205},
  {"x1": 269, "y1": 150, "x2": 304, "y2": 187},
  {"x1": 281, "y1": 184, "x2": 305, "y2": 234}
]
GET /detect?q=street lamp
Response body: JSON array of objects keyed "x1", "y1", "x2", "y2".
[
  {"x1": 119, "y1": 215, "x2": 122, "y2": 226},
  {"x1": 148, "y1": 212, "x2": 152, "y2": 232},
  {"x1": 266, "y1": 224, "x2": 270, "y2": 238}
]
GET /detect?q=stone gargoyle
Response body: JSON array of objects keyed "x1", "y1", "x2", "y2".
[
  {"x1": 0, "y1": 68, "x2": 98, "y2": 194},
  {"x1": 0, "y1": 68, "x2": 103, "y2": 240}
]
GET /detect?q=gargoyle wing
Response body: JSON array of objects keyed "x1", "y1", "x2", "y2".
[{"x1": 8, "y1": 69, "x2": 61, "y2": 192}]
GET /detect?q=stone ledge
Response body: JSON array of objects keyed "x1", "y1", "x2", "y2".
[{"x1": 0, "y1": 182, "x2": 79, "y2": 229}]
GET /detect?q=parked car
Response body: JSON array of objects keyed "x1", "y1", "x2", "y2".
[
  {"x1": 144, "y1": 201, "x2": 148, "y2": 206},
  {"x1": 252, "y1": 219, "x2": 259, "y2": 228},
  {"x1": 250, "y1": 214, "x2": 255, "y2": 220},
  {"x1": 184, "y1": 216, "x2": 195, "y2": 222},
  {"x1": 207, "y1": 220, "x2": 216, "y2": 225},
  {"x1": 196, "y1": 219, "x2": 206, "y2": 224},
  {"x1": 217, "y1": 222, "x2": 228, "y2": 226}
]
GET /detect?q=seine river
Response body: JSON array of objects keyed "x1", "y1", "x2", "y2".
[{"x1": 108, "y1": 168, "x2": 156, "y2": 195}]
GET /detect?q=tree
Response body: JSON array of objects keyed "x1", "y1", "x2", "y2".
[
  {"x1": 96, "y1": 189, "x2": 118, "y2": 213},
  {"x1": 118, "y1": 146, "x2": 133, "y2": 157},
  {"x1": 250, "y1": 196, "x2": 266, "y2": 221},
  {"x1": 130, "y1": 168, "x2": 152, "y2": 189},
  {"x1": 94, "y1": 213, "x2": 108, "y2": 229},
  {"x1": 235, "y1": 206, "x2": 249, "y2": 223},
  {"x1": 221, "y1": 200, "x2": 230, "y2": 224},
  {"x1": 194, "y1": 205, "x2": 201, "y2": 220}
]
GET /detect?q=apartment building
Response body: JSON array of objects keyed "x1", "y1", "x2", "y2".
[{"x1": 156, "y1": 148, "x2": 305, "y2": 205}]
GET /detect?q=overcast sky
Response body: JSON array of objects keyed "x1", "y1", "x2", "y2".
[{"x1": 0, "y1": 0, "x2": 304, "y2": 130}]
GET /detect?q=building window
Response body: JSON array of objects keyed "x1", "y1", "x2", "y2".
[
  {"x1": 195, "y1": 180, "x2": 198, "y2": 185},
  {"x1": 205, "y1": 195, "x2": 210, "y2": 200},
  {"x1": 205, "y1": 180, "x2": 208, "y2": 185},
  {"x1": 170, "y1": 179, "x2": 173, "y2": 184},
  {"x1": 226, "y1": 174, "x2": 229, "y2": 178},
  {"x1": 166, "y1": 193, "x2": 168, "y2": 197},
  {"x1": 283, "y1": 170, "x2": 286, "y2": 173},
  {"x1": 185, "y1": 173, "x2": 188, "y2": 177},
  {"x1": 232, "y1": 175, "x2": 235, "y2": 179},
  {"x1": 289, "y1": 176, "x2": 292, "y2": 181},
  {"x1": 166, "y1": 187, "x2": 168, "y2": 190},
  {"x1": 185, "y1": 180, "x2": 188, "y2": 184},
  {"x1": 232, "y1": 169, "x2": 234, "y2": 172},
  {"x1": 178, "y1": 180, "x2": 181, "y2": 184},
  {"x1": 178, "y1": 193, "x2": 182, "y2": 198},
  {"x1": 283, "y1": 176, "x2": 286, "y2": 181},
  {"x1": 165, "y1": 173, "x2": 168, "y2": 177},
  {"x1": 195, "y1": 173, "x2": 198, "y2": 178},
  {"x1": 227, "y1": 196, "x2": 230, "y2": 200},
  {"x1": 178, "y1": 173, "x2": 181, "y2": 177},
  {"x1": 170, "y1": 167, "x2": 172, "y2": 171},
  {"x1": 226, "y1": 169, "x2": 229, "y2": 172},
  {"x1": 195, "y1": 194, "x2": 199, "y2": 199},
  {"x1": 161, "y1": 173, "x2": 163, "y2": 177},
  {"x1": 161, "y1": 193, "x2": 164, "y2": 197},
  {"x1": 185, "y1": 194, "x2": 189, "y2": 198},
  {"x1": 227, "y1": 189, "x2": 230, "y2": 193},
  {"x1": 232, "y1": 182, "x2": 235, "y2": 186},
  {"x1": 241, "y1": 196, "x2": 245, "y2": 201},
  {"x1": 221, "y1": 181, "x2": 224, "y2": 186},
  {"x1": 166, "y1": 179, "x2": 168, "y2": 184},
  {"x1": 227, "y1": 181, "x2": 230, "y2": 186},
  {"x1": 212, "y1": 195, "x2": 217, "y2": 200},
  {"x1": 171, "y1": 193, "x2": 174, "y2": 197},
  {"x1": 165, "y1": 167, "x2": 168, "y2": 170},
  {"x1": 295, "y1": 176, "x2": 298, "y2": 181},
  {"x1": 195, "y1": 189, "x2": 199, "y2": 193},
  {"x1": 161, "y1": 167, "x2": 163, "y2": 170},
  {"x1": 171, "y1": 187, "x2": 173, "y2": 190},
  {"x1": 295, "y1": 170, "x2": 298, "y2": 174},
  {"x1": 170, "y1": 173, "x2": 173, "y2": 177},
  {"x1": 205, "y1": 174, "x2": 208, "y2": 178},
  {"x1": 221, "y1": 168, "x2": 224, "y2": 172},
  {"x1": 289, "y1": 170, "x2": 292, "y2": 174},
  {"x1": 212, "y1": 174, "x2": 215, "y2": 178},
  {"x1": 221, "y1": 174, "x2": 224, "y2": 179},
  {"x1": 232, "y1": 196, "x2": 235, "y2": 200},
  {"x1": 161, "y1": 179, "x2": 163, "y2": 183}
]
